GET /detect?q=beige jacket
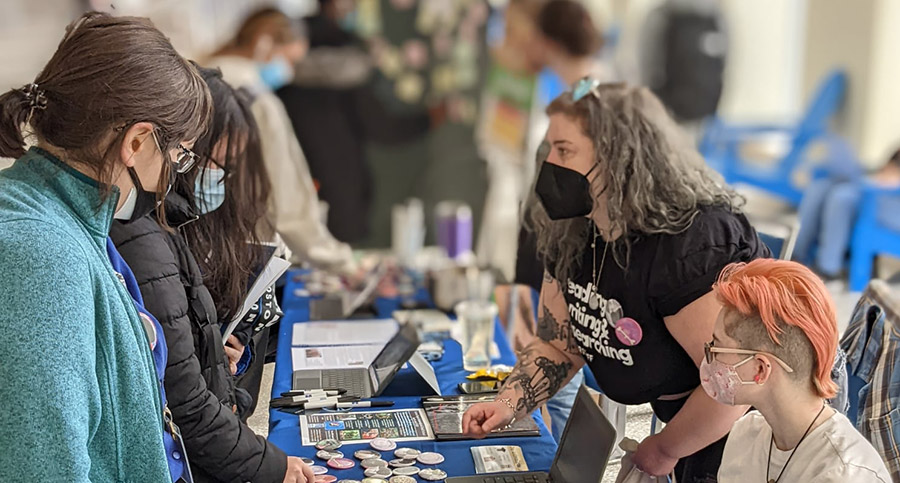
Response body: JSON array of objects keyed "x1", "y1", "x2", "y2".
[{"x1": 207, "y1": 55, "x2": 354, "y2": 273}]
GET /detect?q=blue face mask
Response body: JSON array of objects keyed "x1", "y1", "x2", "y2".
[
  {"x1": 339, "y1": 10, "x2": 358, "y2": 31},
  {"x1": 258, "y1": 55, "x2": 293, "y2": 91},
  {"x1": 194, "y1": 167, "x2": 226, "y2": 214}
]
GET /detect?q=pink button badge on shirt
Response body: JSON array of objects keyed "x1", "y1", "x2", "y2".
[{"x1": 614, "y1": 317, "x2": 643, "y2": 346}]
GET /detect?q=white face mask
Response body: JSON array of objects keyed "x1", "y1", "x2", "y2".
[
  {"x1": 699, "y1": 356, "x2": 756, "y2": 405},
  {"x1": 114, "y1": 187, "x2": 137, "y2": 221},
  {"x1": 193, "y1": 166, "x2": 226, "y2": 214}
]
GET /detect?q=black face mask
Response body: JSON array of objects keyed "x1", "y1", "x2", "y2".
[
  {"x1": 119, "y1": 167, "x2": 171, "y2": 224},
  {"x1": 535, "y1": 161, "x2": 594, "y2": 220}
]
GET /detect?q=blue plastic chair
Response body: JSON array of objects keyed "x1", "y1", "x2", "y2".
[
  {"x1": 848, "y1": 185, "x2": 900, "y2": 291},
  {"x1": 702, "y1": 70, "x2": 849, "y2": 206}
]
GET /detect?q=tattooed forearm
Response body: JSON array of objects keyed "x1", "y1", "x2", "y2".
[
  {"x1": 499, "y1": 344, "x2": 574, "y2": 415},
  {"x1": 537, "y1": 302, "x2": 581, "y2": 355}
]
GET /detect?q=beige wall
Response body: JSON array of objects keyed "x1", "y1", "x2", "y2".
[
  {"x1": 802, "y1": 0, "x2": 875, "y2": 161},
  {"x1": 861, "y1": 0, "x2": 900, "y2": 163},
  {"x1": 718, "y1": 0, "x2": 807, "y2": 122},
  {"x1": 803, "y1": 0, "x2": 900, "y2": 165}
]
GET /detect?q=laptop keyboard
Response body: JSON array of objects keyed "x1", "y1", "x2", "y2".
[
  {"x1": 322, "y1": 370, "x2": 369, "y2": 397},
  {"x1": 481, "y1": 474, "x2": 549, "y2": 483}
]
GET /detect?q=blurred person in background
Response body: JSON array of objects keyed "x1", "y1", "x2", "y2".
[
  {"x1": 278, "y1": 0, "x2": 374, "y2": 244},
  {"x1": 794, "y1": 147, "x2": 900, "y2": 280},
  {"x1": 347, "y1": 0, "x2": 489, "y2": 249},
  {"x1": 712, "y1": 260, "x2": 889, "y2": 482},
  {"x1": 465, "y1": 82, "x2": 769, "y2": 482},
  {"x1": 209, "y1": 7, "x2": 355, "y2": 274},
  {"x1": 111, "y1": 68, "x2": 314, "y2": 483},
  {"x1": 0, "y1": 12, "x2": 209, "y2": 481}
]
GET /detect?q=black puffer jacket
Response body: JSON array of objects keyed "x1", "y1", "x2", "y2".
[{"x1": 110, "y1": 193, "x2": 287, "y2": 483}]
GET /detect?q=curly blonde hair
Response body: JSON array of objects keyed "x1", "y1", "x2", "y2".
[{"x1": 528, "y1": 83, "x2": 743, "y2": 282}]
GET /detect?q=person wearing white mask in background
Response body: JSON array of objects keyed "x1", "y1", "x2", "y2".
[
  {"x1": 209, "y1": 7, "x2": 356, "y2": 275},
  {"x1": 710, "y1": 259, "x2": 889, "y2": 483}
]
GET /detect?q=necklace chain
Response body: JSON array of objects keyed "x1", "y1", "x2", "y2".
[
  {"x1": 591, "y1": 225, "x2": 610, "y2": 291},
  {"x1": 766, "y1": 403, "x2": 827, "y2": 483}
]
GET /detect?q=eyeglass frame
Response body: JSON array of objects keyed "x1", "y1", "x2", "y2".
[
  {"x1": 113, "y1": 121, "x2": 199, "y2": 174},
  {"x1": 150, "y1": 130, "x2": 199, "y2": 174},
  {"x1": 704, "y1": 341, "x2": 795, "y2": 373}
]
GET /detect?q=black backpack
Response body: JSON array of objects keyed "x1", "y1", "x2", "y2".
[{"x1": 653, "y1": 8, "x2": 727, "y2": 122}]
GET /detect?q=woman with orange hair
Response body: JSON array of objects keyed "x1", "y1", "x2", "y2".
[{"x1": 708, "y1": 259, "x2": 889, "y2": 482}]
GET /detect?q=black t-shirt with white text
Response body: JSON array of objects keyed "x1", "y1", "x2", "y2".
[{"x1": 556, "y1": 206, "x2": 770, "y2": 406}]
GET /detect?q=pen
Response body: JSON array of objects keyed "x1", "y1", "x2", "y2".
[
  {"x1": 335, "y1": 401, "x2": 395, "y2": 409},
  {"x1": 281, "y1": 389, "x2": 346, "y2": 397},
  {"x1": 272, "y1": 396, "x2": 359, "y2": 408}
]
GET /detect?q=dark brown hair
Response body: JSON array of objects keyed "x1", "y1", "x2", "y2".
[
  {"x1": 0, "y1": 12, "x2": 211, "y2": 202},
  {"x1": 179, "y1": 68, "x2": 272, "y2": 322},
  {"x1": 538, "y1": 0, "x2": 602, "y2": 57}
]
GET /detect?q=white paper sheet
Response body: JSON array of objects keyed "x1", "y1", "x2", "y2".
[
  {"x1": 291, "y1": 319, "x2": 398, "y2": 347},
  {"x1": 291, "y1": 345, "x2": 384, "y2": 371}
]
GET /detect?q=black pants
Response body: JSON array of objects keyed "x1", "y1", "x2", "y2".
[
  {"x1": 235, "y1": 326, "x2": 272, "y2": 421},
  {"x1": 652, "y1": 397, "x2": 728, "y2": 483}
]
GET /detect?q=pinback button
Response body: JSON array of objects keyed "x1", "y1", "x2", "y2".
[
  {"x1": 354, "y1": 450, "x2": 382, "y2": 460},
  {"x1": 392, "y1": 466, "x2": 421, "y2": 476},
  {"x1": 364, "y1": 467, "x2": 393, "y2": 478},
  {"x1": 316, "y1": 439, "x2": 343, "y2": 451},
  {"x1": 338, "y1": 480, "x2": 363, "y2": 483},
  {"x1": 317, "y1": 450, "x2": 344, "y2": 460},
  {"x1": 389, "y1": 476, "x2": 417, "y2": 483},
  {"x1": 301, "y1": 457, "x2": 316, "y2": 466},
  {"x1": 361, "y1": 458, "x2": 389, "y2": 469},
  {"x1": 315, "y1": 476, "x2": 338, "y2": 483},
  {"x1": 419, "y1": 469, "x2": 448, "y2": 481},
  {"x1": 416, "y1": 452, "x2": 445, "y2": 465},
  {"x1": 361, "y1": 479, "x2": 388, "y2": 483},
  {"x1": 310, "y1": 465, "x2": 329, "y2": 475},
  {"x1": 388, "y1": 458, "x2": 416, "y2": 468},
  {"x1": 369, "y1": 438, "x2": 397, "y2": 451},
  {"x1": 328, "y1": 458, "x2": 356, "y2": 470},
  {"x1": 393, "y1": 448, "x2": 420, "y2": 459}
]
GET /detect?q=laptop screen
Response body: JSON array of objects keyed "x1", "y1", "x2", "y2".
[
  {"x1": 370, "y1": 322, "x2": 420, "y2": 394},
  {"x1": 549, "y1": 385, "x2": 616, "y2": 483}
]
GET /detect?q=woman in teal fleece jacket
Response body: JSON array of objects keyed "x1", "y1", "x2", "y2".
[{"x1": 0, "y1": 12, "x2": 210, "y2": 482}]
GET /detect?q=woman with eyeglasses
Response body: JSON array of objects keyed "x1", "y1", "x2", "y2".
[
  {"x1": 111, "y1": 68, "x2": 314, "y2": 483},
  {"x1": 0, "y1": 13, "x2": 210, "y2": 481},
  {"x1": 463, "y1": 81, "x2": 770, "y2": 481},
  {"x1": 710, "y1": 259, "x2": 888, "y2": 482}
]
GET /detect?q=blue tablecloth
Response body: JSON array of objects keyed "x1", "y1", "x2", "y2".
[{"x1": 268, "y1": 270, "x2": 558, "y2": 480}]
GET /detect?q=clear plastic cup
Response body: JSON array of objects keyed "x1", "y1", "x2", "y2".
[{"x1": 455, "y1": 300, "x2": 498, "y2": 372}]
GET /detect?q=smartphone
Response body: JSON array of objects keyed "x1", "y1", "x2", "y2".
[{"x1": 458, "y1": 381, "x2": 500, "y2": 394}]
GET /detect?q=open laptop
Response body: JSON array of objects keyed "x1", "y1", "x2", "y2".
[
  {"x1": 446, "y1": 385, "x2": 616, "y2": 483},
  {"x1": 292, "y1": 321, "x2": 421, "y2": 398}
]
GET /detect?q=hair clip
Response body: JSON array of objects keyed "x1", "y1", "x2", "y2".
[
  {"x1": 572, "y1": 77, "x2": 601, "y2": 102},
  {"x1": 22, "y1": 83, "x2": 48, "y2": 112}
]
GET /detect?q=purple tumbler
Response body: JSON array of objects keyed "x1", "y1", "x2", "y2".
[{"x1": 435, "y1": 202, "x2": 473, "y2": 260}]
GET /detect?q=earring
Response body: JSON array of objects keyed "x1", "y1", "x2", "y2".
[{"x1": 754, "y1": 375, "x2": 761, "y2": 384}]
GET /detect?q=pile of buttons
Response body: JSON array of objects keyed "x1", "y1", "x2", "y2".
[{"x1": 310, "y1": 438, "x2": 449, "y2": 483}]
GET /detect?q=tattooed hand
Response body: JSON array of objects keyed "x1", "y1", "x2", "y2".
[{"x1": 504, "y1": 345, "x2": 574, "y2": 414}]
